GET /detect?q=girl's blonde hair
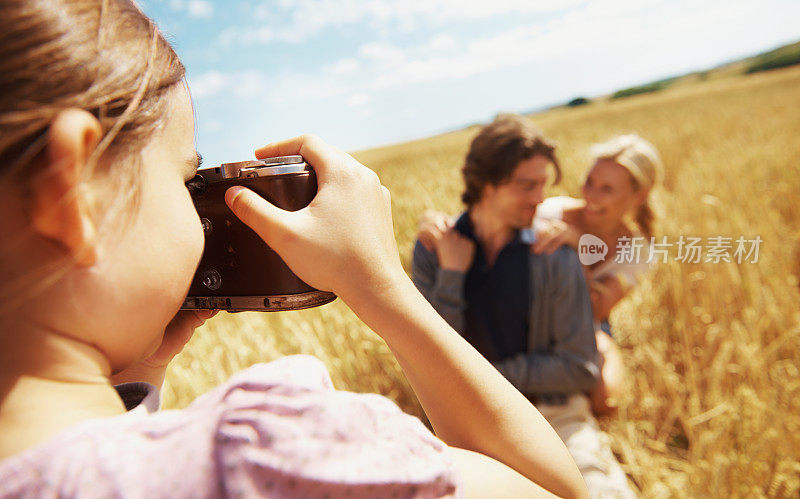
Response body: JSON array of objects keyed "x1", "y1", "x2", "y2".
[
  {"x1": 589, "y1": 134, "x2": 663, "y2": 239},
  {"x1": 0, "y1": 0, "x2": 185, "y2": 313}
]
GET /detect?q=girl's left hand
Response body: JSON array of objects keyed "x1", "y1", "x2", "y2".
[{"x1": 109, "y1": 310, "x2": 217, "y2": 388}]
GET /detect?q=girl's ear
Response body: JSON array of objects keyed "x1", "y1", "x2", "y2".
[{"x1": 30, "y1": 109, "x2": 103, "y2": 267}]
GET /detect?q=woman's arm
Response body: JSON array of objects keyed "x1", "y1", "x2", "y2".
[
  {"x1": 532, "y1": 218, "x2": 582, "y2": 255},
  {"x1": 588, "y1": 275, "x2": 627, "y2": 321},
  {"x1": 225, "y1": 135, "x2": 588, "y2": 499}
]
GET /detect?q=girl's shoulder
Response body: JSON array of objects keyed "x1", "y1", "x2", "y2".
[{"x1": 0, "y1": 355, "x2": 459, "y2": 498}]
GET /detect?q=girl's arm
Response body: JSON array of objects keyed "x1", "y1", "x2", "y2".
[{"x1": 225, "y1": 135, "x2": 588, "y2": 499}]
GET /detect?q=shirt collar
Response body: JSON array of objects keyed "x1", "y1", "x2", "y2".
[
  {"x1": 114, "y1": 382, "x2": 160, "y2": 414},
  {"x1": 455, "y1": 211, "x2": 532, "y2": 247}
]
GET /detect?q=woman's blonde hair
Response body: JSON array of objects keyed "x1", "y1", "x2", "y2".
[
  {"x1": 589, "y1": 134, "x2": 662, "y2": 239},
  {"x1": 0, "y1": 0, "x2": 185, "y2": 312}
]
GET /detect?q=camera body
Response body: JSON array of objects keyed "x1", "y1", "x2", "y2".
[{"x1": 181, "y1": 155, "x2": 336, "y2": 312}]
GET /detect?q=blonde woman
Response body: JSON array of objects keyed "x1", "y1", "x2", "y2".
[
  {"x1": 418, "y1": 134, "x2": 662, "y2": 415},
  {"x1": 531, "y1": 135, "x2": 661, "y2": 414}
]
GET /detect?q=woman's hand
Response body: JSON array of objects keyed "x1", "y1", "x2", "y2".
[
  {"x1": 417, "y1": 210, "x2": 453, "y2": 252},
  {"x1": 224, "y1": 135, "x2": 406, "y2": 306},
  {"x1": 437, "y1": 228, "x2": 476, "y2": 272},
  {"x1": 416, "y1": 210, "x2": 473, "y2": 271},
  {"x1": 531, "y1": 218, "x2": 580, "y2": 254},
  {"x1": 109, "y1": 310, "x2": 216, "y2": 388},
  {"x1": 588, "y1": 275, "x2": 627, "y2": 321}
]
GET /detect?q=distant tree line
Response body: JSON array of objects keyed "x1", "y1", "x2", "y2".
[
  {"x1": 567, "y1": 97, "x2": 590, "y2": 107},
  {"x1": 558, "y1": 40, "x2": 800, "y2": 107},
  {"x1": 611, "y1": 77, "x2": 678, "y2": 100},
  {"x1": 746, "y1": 42, "x2": 800, "y2": 74}
]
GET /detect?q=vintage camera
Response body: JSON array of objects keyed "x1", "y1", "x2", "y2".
[{"x1": 181, "y1": 155, "x2": 336, "y2": 312}]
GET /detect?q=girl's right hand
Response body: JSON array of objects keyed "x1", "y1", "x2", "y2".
[{"x1": 224, "y1": 135, "x2": 406, "y2": 305}]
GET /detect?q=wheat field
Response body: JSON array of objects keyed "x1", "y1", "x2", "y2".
[{"x1": 162, "y1": 65, "x2": 800, "y2": 497}]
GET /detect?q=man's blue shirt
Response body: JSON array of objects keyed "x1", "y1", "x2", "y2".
[
  {"x1": 412, "y1": 211, "x2": 600, "y2": 401},
  {"x1": 455, "y1": 212, "x2": 531, "y2": 363}
]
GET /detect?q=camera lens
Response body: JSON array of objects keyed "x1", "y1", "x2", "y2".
[
  {"x1": 186, "y1": 174, "x2": 207, "y2": 198},
  {"x1": 201, "y1": 269, "x2": 222, "y2": 290},
  {"x1": 201, "y1": 218, "x2": 212, "y2": 234}
]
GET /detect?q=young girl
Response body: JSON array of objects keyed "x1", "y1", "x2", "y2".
[{"x1": 0, "y1": 1, "x2": 587, "y2": 497}]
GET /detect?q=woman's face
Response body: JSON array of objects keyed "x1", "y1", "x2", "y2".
[
  {"x1": 580, "y1": 158, "x2": 642, "y2": 229},
  {"x1": 82, "y1": 83, "x2": 205, "y2": 371}
]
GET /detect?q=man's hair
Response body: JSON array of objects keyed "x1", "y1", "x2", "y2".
[{"x1": 461, "y1": 114, "x2": 561, "y2": 207}]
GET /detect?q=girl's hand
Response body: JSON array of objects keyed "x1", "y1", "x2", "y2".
[
  {"x1": 141, "y1": 310, "x2": 217, "y2": 369},
  {"x1": 531, "y1": 219, "x2": 580, "y2": 254},
  {"x1": 224, "y1": 135, "x2": 406, "y2": 306},
  {"x1": 109, "y1": 310, "x2": 217, "y2": 388}
]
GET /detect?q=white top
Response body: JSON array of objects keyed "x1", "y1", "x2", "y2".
[{"x1": 534, "y1": 196, "x2": 653, "y2": 289}]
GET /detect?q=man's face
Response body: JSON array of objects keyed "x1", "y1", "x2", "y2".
[{"x1": 481, "y1": 155, "x2": 551, "y2": 229}]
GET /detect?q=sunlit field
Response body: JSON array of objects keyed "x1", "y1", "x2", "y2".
[{"x1": 163, "y1": 65, "x2": 800, "y2": 497}]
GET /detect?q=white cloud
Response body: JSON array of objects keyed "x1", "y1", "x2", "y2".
[
  {"x1": 189, "y1": 70, "x2": 267, "y2": 99},
  {"x1": 204, "y1": 119, "x2": 222, "y2": 131},
  {"x1": 190, "y1": 71, "x2": 228, "y2": 98},
  {"x1": 357, "y1": 42, "x2": 406, "y2": 66},
  {"x1": 428, "y1": 34, "x2": 457, "y2": 52},
  {"x1": 168, "y1": 0, "x2": 214, "y2": 19},
  {"x1": 202, "y1": 0, "x2": 664, "y2": 105},
  {"x1": 193, "y1": 0, "x2": 799, "y2": 132},
  {"x1": 317, "y1": 0, "x2": 758, "y2": 93},
  {"x1": 346, "y1": 93, "x2": 371, "y2": 107},
  {"x1": 221, "y1": 0, "x2": 584, "y2": 46},
  {"x1": 325, "y1": 58, "x2": 361, "y2": 75},
  {"x1": 187, "y1": 0, "x2": 214, "y2": 18},
  {"x1": 189, "y1": 69, "x2": 348, "y2": 104}
]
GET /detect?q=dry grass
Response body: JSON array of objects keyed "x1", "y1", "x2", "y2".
[{"x1": 163, "y1": 65, "x2": 800, "y2": 498}]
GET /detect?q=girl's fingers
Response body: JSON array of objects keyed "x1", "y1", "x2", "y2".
[
  {"x1": 254, "y1": 134, "x2": 345, "y2": 183},
  {"x1": 167, "y1": 309, "x2": 215, "y2": 333},
  {"x1": 254, "y1": 135, "x2": 312, "y2": 159},
  {"x1": 194, "y1": 309, "x2": 218, "y2": 321},
  {"x1": 225, "y1": 185, "x2": 300, "y2": 252}
]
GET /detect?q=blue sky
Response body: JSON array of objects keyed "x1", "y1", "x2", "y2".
[{"x1": 139, "y1": 0, "x2": 800, "y2": 167}]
